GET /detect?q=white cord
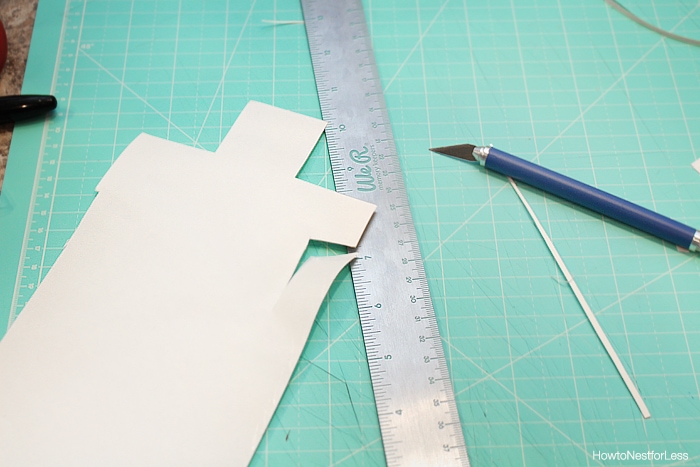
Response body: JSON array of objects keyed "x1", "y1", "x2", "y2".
[{"x1": 605, "y1": 0, "x2": 700, "y2": 47}]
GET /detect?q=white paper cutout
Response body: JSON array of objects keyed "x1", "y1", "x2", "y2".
[
  {"x1": 509, "y1": 178, "x2": 650, "y2": 419},
  {"x1": 0, "y1": 101, "x2": 375, "y2": 466},
  {"x1": 693, "y1": 158, "x2": 700, "y2": 175}
]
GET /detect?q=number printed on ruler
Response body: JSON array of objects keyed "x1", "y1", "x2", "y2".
[{"x1": 301, "y1": 1, "x2": 470, "y2": 466}]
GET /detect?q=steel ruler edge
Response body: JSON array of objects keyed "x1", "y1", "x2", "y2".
[{"x1": 301, "y1": 2, "x2": 470, "y2": 466}]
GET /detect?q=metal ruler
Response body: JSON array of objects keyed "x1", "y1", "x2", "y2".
[{"x1": 301, "y1": 2, "x2": 470, "y2": 466}]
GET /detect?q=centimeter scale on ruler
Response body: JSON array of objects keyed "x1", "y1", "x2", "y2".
[{"x1": 301, "y1": 1, "x2": 470, "y2": 466}]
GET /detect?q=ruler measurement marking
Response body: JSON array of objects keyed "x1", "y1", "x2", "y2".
[
  {"x1": 301, "y1": 1, "x2": 470, "y2": 466},
  {"x1": 9, "y1": 1, "x2": 77, "y2": 326}
]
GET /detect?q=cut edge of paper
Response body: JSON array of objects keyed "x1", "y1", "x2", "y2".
[
  {"x1": 693, "y1": 158, "x2": 700, "y2": 175},
  {"x1": 508, "y1": 178, "x2": 651, "y2": 419}
]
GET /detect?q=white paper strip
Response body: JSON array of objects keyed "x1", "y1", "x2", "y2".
[
  {"x1": 0, "y1": 101, "x2": 375, "y2": 465},
  {"x1": 693, "y1": 158, "x2": 700, "y2": 175},
  {"x1": 508, "y1": 178, "x2": 651, "y2": 419}
]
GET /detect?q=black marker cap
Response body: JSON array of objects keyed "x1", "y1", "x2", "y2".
[{"x1": 0, "y1": 95, "x2": 57, "y2": 124}]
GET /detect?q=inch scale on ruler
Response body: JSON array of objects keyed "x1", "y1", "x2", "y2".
[{"x1": 301, "y1": 1, "x2": 470, "y2": 466}]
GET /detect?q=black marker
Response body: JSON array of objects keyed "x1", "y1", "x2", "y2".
[{"x1": 0, "y1": 95, "x2": 57, "y2": 124}]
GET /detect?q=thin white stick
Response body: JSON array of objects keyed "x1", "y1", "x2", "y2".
[
  {"x1": 508, "y1": 177, "x2": 651, "y2": 419},
  {"x1": 261, "y1": 19, "x2": 304, "y2": 25}
]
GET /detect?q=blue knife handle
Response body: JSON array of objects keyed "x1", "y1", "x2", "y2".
[{"x1": 485, "y1": 147, "x2": 697, "y2": 249}]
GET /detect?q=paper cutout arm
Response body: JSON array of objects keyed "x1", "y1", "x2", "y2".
[
  {"x1": 240, "y1": 253, "x2": 356, "y2": 465},
  {"x1": 271, "y1": 253, "x2": 356, "y2": 342},
  {"x1": 298, "y1": 182, "x2": 375, "y2": 248},
  {"x1": 217, "y1": 101, "x2": 327, "y2": 178}
]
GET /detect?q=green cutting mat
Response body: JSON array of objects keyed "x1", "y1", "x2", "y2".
[{"x1": 1, "y1": 0, "x2": 699, "y2": 465}]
